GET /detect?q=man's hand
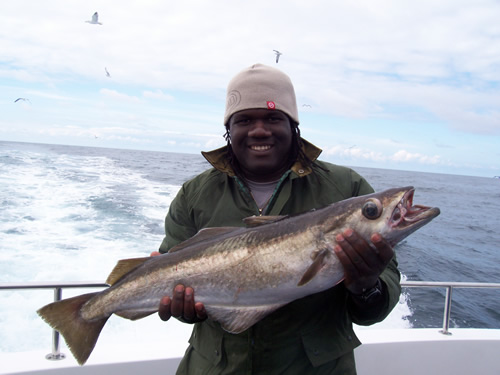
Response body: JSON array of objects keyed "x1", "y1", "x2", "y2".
[
  {"x1": 158, "y1": 285, "x2": 207, "y2": 322},
  {"x1": 333, "y1": 229, "x2": 394, "y2": 295},
  {"x1": 150, "y1": 251, "x2": 207, "y2": 323}
]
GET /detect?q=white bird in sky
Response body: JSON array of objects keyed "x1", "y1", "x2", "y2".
[
  {"x1": 105, "y1": 67, "x2": 111, "y2": 77},
  {"x1": 273, "y1": 50, "x2": 282, "y2": 63},
  {"x1": 85, "y1": 12, "x2": 102, "y2": 25}
]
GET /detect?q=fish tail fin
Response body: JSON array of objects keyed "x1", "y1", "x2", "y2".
[{"x1": 37, "y1": 292, "x2": 109, "y2": 365}]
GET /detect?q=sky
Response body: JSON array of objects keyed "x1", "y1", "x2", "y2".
[{"x1": 0, "y1": 0, "x2": 499, "y2": 177}]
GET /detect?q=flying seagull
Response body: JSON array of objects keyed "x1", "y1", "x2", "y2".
[
  {"x1": 14, "y1": 98, "x2": 31, "y2": 104},
  {"x1": 85, "y1": 12, "x2": 102, "y2": 25},
  {"x1": 105, "y1": 67, "x2": 111, "y2": 77},
  {"x1": 273, "y1": 50, "x2": 282, "y2": 63},
  {"x1": 302, "y1": 104, "x2": 312, "y2": 108}
]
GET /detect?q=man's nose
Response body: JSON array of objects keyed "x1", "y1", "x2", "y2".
[{"x1": 248, "y1": 119, "x2": 272, "y2": 137}]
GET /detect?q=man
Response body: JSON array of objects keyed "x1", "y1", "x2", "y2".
[{"x1": 153, "y1": 63, "x2": 401, "y2": 374}]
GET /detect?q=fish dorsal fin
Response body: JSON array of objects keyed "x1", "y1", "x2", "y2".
[
  {"x1": 168, "y1": 227, "x2": 241, "y2": 253},
  {"x1": 205, "y1": 303, "x2": 285, "y2": 334},
  {"x1": 106, "y1": 257, "x2": 150, "y2": 285},
  {"x1": 297, "y1": 248, "x2": 330, "y2": 286},
  {"x1": 242, "y1": 215, "x2": 287, "y2": 228}
]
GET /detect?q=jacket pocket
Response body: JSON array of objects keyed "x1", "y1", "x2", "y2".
[
  {"x1": 301, "y1": 326, "x2": 360, "y2": 367},
  {"x1": 188, "y1": 323, "x2": 224, "y2": 366}
]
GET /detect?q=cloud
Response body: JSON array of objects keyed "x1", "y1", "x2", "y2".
[
  {"x1": 22, "y1": 90, "x2": 76, "y2": 102},
  {"x1": 324, "y1": 145, "x2": 442, "y2": 166},
  {"x1": 99, "y1": 89, "x2": 141, "y2": 103},
  {"x1": 324, "y1": 145, "x2": 387, "y2": 162},
  {"x1": 142, "y1": 90, "x2": 174, "y2": 101},
  {"x1": 391, "y1": 150, "x2": 441, "y2": 165}
]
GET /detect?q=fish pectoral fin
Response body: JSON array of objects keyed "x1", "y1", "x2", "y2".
[
  {"x1": 242, "y1": 215, "x2": 287, "y2": 227},
  {"x1": 115, "y1": 309, "x2": 157, "y2": 320},
  {"x1": 297, "y1": 248, "x2": 330, "y2": 286},
  {"x1": 205, "y1": 304, "x2": 285, "y2": 334},
  {"x1": 168, "y1": 227, "x2": 242, "y2": 253},
  {"x1": 106, "y1": 257, "x2": 151, "y2": 285}
]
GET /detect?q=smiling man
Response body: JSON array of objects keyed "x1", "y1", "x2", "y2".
[
  {"x1": 227, "y1": 108, "x2": 292, "y2": 183},
  {"x1": 155, "y1": 63, "x2": 401, "y2": 374}
]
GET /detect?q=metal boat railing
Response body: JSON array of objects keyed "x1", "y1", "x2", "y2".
[
  {"x1": 1, "y1": 280, "x2": 499, "y2": 361},
  {"x1": 0, "y1": 281, "x2": 108, "y2": 361},
  {"x1": 401, "y1": 281, "x2": 500, "y2": 335}
]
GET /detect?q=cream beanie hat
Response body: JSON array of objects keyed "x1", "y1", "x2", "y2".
[{"x1": 224, "y1": 63, "x2": 299, "y2": 125}]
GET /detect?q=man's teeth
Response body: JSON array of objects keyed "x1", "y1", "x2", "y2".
[{"x1": 251, "y1": 145, "x2": 271, "y2": 151}]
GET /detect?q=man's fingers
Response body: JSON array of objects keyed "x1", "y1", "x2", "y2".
[
  {"x1": 334, "y1": 229, "x2": 395, "y2": 295},
  {"x1": 170, "y1": 285, "x2": 185, "y2": 317},
  {"x1": 333, "y1": 240, "x2": 360, "y2": 279},
  {"x1": 342, "y1": 229, "x2": 367, "y2": 253},
  {"x1": 195, "y1": 302, "x2": 207, "y2": 320},
  {"x1": 158, "y1": 285, "x2": 204, "y2": 324},
  {"x1": 339, "y1": 229, "x2": 393, "y2": 271},
  {"x1": 158, "y1": 296, "x2": 172, "y2": 321},
  {"x1": 371, "y1": 233, "x2": 394, "y2": 264},
  {"x1": 335, "y1": 231, "x2": 369, "y2": 272},
  {"x1": 183, "y1": 287, "x2": 196, "y2": 321}
]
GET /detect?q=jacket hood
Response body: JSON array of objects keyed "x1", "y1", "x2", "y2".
[{"x1": 201, "y1": 138, "x2": 322, "y2": 178}]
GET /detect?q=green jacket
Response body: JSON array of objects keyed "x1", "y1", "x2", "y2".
[{"x1": 159, "y1": 139, "x2": 401, "y2": 375}]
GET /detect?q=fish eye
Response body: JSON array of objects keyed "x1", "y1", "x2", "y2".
[{"x1": 362, "y1": 199, "x2": 382, "y2": 220}]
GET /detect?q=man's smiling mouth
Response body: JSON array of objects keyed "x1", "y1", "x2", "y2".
[{"x1": 250, "y1": 145, "x2": 272, "y2": 151}]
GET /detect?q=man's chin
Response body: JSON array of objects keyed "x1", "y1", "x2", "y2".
[{"x1": 240, "y1": 163, "x2": 287, "y2": 181}]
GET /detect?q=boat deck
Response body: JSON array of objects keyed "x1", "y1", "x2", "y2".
[{"x1": 2, "y1": 328, "x2": 500, "y2": 375}]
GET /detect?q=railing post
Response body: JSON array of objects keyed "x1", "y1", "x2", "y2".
[
  {"x1": 439, "y1": 286, "x2": 453, "y2": 335},
  {"x1": 45, "y1": 287, "x2": 66, "y2": 361}
]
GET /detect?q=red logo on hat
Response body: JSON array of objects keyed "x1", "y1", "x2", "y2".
[{"x1": 267, "y1": 101, "x2": 276, "y2": 110}]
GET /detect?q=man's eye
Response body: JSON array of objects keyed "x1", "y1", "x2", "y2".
[{"x1": 234, "y1": 118, "x2": 249, "y2": 125}]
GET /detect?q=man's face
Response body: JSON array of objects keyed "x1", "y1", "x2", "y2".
[{"x1": 228, "y1": 108, "x2": 293, "y2": 182}]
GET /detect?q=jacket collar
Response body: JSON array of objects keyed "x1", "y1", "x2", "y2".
[{"x1": 201, "y1": 138, "x2": 322, "y2": 178}]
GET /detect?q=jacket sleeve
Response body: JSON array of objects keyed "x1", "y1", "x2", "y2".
[
  {"x1": 349, "y1": 169, "x2": 374, "y2": 197},
  {"x1": 158, "y1": 184, "x2": 198, "y2": 253}
]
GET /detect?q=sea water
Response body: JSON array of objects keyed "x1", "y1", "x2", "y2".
[{"x1": 1, "y1": 141, "x2": 499, "y2": 354}]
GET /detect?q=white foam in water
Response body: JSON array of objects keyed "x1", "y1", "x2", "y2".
[
  {"x1": 0, "y1": 148, "x2": 180, "y2": 352},
  {"x1": 0, "y1": 145, "x2": 413, "y2": 355}
]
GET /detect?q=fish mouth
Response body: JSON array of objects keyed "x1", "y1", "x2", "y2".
[{"x1": 390, "y1": 188, "x2": 440, "y2": 229}]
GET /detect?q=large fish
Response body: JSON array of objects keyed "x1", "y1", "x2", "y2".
[{"x1": 38, "y1": 186, "x2": 440, "y2": 365}]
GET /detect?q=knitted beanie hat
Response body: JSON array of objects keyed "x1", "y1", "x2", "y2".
[{"x1": 224, "y1": 63, "x2": 299, "y2": 125}]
